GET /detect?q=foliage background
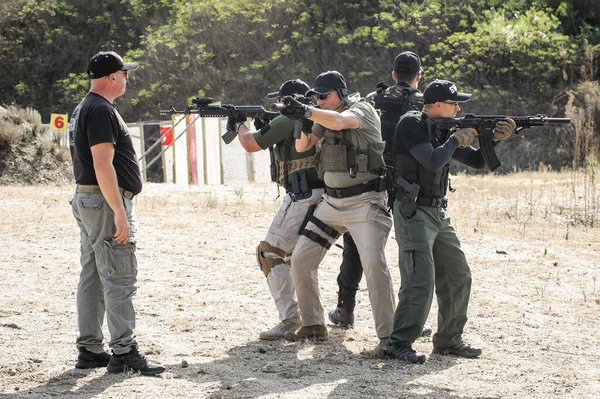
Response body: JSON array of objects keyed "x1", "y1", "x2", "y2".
[{"x1": 0, "y1": 0, "x2": 599, "y2": 172}]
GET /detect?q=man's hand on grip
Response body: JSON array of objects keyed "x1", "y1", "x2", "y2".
[
  {"x1": 226, "y1": 110, "x2": 246, "y2": 132},
  {"x1": 451, "y1": 128, "x2": 478, "y2": 148},
  {"x1": 253, "y1": 117, "x2": 268, "y2": 131},
  {"x1": 301, "y1": 117, "x2": 314, "y2": 135},
  {"x1": 280, "y1": 96, "x2": 308, "y2": 120}
]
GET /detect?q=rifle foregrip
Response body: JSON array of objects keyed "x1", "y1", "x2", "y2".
[
  {"x1": 293, "y1": 121, "x2": 302, "y2": 139},
  {"x1": 271, "y1": 104, "x2": 286, "y2": 111}
]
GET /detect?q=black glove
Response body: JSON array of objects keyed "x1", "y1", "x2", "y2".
[
  {"x1": 280, "y1": 96, "x2": 309, "y2": 120},
  {"x1": 253, "y1": 117, "x2": 268, "y2": 131},
  {"x1": 301, "y1": 117, "x2": 314, "y2": 134},
  {"x1": 226, "y1": 110, "x2": 246, "y2": 132}
]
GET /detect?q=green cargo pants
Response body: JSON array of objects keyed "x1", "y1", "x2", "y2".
[{"x1": 388, "y1": 200, "x2": 472, "y2": 349}]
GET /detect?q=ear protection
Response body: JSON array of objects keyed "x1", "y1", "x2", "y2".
[{"x1": 337, "y1": 87, "x2": 349, "y2": 102}]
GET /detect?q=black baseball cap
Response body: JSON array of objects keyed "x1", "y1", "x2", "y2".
[
  {"x1": 87, "y1": 51, "x2": 139, "y2": 79},
  {"x1": 423, "y1": 79, "x2": 471, "y2": 104},
  {"x1": 394, "y1": 51, "x2": 421, "y2": 75},
  {"x1": 306, "y1": 70, "x2": 347, "y2": 96},
  {"x1": 266, "y1": 79, "x2": 311, "y2": 99}
]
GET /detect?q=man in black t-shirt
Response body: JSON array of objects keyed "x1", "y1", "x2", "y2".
[
  {"x1": 385, "y1": 80, "x2": 515, "y2": 364},
  {"x1": 68, "y1": 51, "x2": 164, "y2": 376}
]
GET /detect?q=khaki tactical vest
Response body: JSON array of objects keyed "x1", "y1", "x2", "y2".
[{"x1": 317, "y1": 129, "x2": 386, "y2": 179}]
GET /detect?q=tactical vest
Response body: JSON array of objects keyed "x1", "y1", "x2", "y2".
[
  {"x1": 270, "y1": 128, "x2": 319, "y2": 197},
  {"x1": 317, "y1": 129, "x2": 386, "y2": 179},
  {"x1": 373, "y1": 82, "x2": 420, "y2": 157},
  {"x1": 394, "y1": 117, "x2": 449, "y2": 201}
]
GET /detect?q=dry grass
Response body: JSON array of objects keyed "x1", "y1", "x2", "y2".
[{"x1": 0, "y1": 173, "x2": 598, "y2": 398}]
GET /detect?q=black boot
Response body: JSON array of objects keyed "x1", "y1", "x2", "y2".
[
  {"x1": 107, "y1": 347, "x2": 165, "y2": 376},
  {"x1": 328, "y1": 307, "x2": 354, "y2": 329},
  {"x1": 75, "y1": 348, "x2": 110, "y2": 369}
]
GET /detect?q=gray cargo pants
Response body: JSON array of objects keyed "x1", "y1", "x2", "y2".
[
  {"x1": 71, "y1": 191, "x2": 138, "y2": 355},
  {"x1": 389, "y1": 201, "x2": 472, "y2": 349}
]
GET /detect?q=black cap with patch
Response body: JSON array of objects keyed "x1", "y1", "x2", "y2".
[
  {"x1": 266, "y1": 79, "x2": 311, "y2": 99},
  {"x1": 87, "y1": 51, "x2": 139, "y2": 79},
  {"x1": 423, "y1": 79, "x2": 471, "y2": 104}
]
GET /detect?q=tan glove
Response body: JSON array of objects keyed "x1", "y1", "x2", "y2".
[
  {"x1": 493, "y1": 118, "x2": 516, "y2": 142},
  {"x1": 451, "y1": 128, "x2": 478, "y2": 148}
]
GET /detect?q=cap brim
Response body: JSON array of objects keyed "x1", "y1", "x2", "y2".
[
  {"x1": 266, "y1": 91, "x2": 280, "y2": 99},
  {"x1": 122, "y1": 62, "x2": 139, "y2": 71},
  {"x1": 306, "y1": 87, "x2": 331, "y2": 96},
  {"x1": 455, "y1": 92, "x2": 471, "y2": 102}
]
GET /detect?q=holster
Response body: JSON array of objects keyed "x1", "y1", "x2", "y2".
[
  {"x1": 396, "y1": 176, "x2": 420, "y2": 218},
  {"x1": 298, "y1": 204, "x2": 317, "y2": 234}
]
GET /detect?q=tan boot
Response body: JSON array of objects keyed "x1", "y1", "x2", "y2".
[
  {"x1": 361, "y1": 337, "x2": 388, "y2": 359},
  {"x1": 259, "y1": 317, "x2": 302, "y2": 340},
  {"x1": 283, "y1": 325, "x2": 328, "y2": 342}
]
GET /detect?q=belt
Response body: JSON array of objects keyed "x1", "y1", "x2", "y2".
[
  {"x1": 76, "y1": 184, "x2": 136, "y2": 200},
  {"x1": 417, "y1": 196, "x2": 447, "y2": 209},
  {"x1": 325, "y1": 178, "x2": 385, "y2": 199}
]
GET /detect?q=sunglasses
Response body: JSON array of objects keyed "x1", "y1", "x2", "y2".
[
  {"x1": 443, "y1": 101, "x2": 459, "y2": 106},
  {"x1": 106, "y1": 70, "x2": 128, "y2": 79},
  {"x1": 313, "y1": 92, "x2": 332, "y2": 101}
]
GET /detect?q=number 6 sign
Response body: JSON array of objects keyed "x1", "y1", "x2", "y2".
[{"x1": 50, "y1": 113, "x2": 68, "y2": 131}]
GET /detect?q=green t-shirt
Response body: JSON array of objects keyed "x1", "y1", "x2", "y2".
[
  {"x1": 253, "y1": 114, "x2": 320, "y2": 187},
  {"x1": 313, "y1": 95, "x2": 383, "y2": 188}
]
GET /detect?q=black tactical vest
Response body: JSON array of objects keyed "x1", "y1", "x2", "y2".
[
  {"x1": 394, "y1": 117, "x2": 449, "y2": 200},
  {"x1": 373, "y1": 82, "x2": 421, "y2": 157}
]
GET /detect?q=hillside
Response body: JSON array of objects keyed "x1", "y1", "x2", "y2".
[{"x1": 0, "y1": 106, "x2": 71, "y2": 185}]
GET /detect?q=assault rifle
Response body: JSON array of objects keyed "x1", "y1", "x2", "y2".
[
  {"x1": 271, "y1": 94, "x2": 312, "y2": 139},
  {"x1": 160, "y1": 97, "x2": 279, "y2": 144},
  {"x1": 427, "y1": 114, "x2": 571, "y2": 171}
]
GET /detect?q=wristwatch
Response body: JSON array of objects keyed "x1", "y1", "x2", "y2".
[{"x1": 304, "y1": 107, "x2": 313, "y2": 119}]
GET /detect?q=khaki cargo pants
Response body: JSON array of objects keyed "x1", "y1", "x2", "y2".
[
  {"x1": 290, "y1": 190, "x2": 395, "y2": 339},
  {"x1": 262, "y1": 189, "x2": 324, "y2": 321}
]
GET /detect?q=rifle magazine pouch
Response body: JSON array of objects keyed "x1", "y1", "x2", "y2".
[
  {"x1": 367, "y1": 141, "x2": 386, "y2": 174},
  {"x1": 399, "y1": 181, "x2": 420, "y2": 219},
  {"x1": 315, "y1": 153, "x2": 325, "y2": 180},
  {"x1": 320, "y1": 144, "x2": 348, "y2": 173},
  {"x1": 355, "y1": 151, "x2": 368, "y2": 173}
]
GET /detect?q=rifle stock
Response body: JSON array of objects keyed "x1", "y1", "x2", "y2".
[
  {"x1": 160, "y1": 97, "x2": 279, "y2": 144},
  {"x1": 429, "y1": 114, "x2": 571, "y2": 171}
]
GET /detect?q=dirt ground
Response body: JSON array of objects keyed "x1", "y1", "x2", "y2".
[{"x1": 0, "y1": 172, "x2": 599, "y2": 398}]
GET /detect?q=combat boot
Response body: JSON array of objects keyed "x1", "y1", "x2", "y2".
[
  {"x1": 386, "y1": 344, "x2": 426, "y2": 364},
  {"x1": 373, "y1": 337, "x2": 389, "y2": 358},
  {"x1": 328, "y1": 307, "x2": 354, "y2": 329},
  {"x1": 107, "y1": 347, "x2": 165, "y2": 376},
  {"x1": 284, "y1": 325, "x2": 328, "y2": 342},
  {"x1": 75, "y1": 348, "x2": 110, "y2": 369},
  {"x1": 259, "y1": 316, "x2": 302, "y2": 340},
  {"x1": 432, "y1": 342, "x2": 482, "y2": 358}
]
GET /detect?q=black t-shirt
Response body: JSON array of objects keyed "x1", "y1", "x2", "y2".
[{"x1": 69, "y1": 92, "x2": 142, "y2": 194}]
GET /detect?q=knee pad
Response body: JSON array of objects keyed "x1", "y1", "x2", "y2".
[{"x1": 256, "y1": 241, "x2": 288, "y2": 277}]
